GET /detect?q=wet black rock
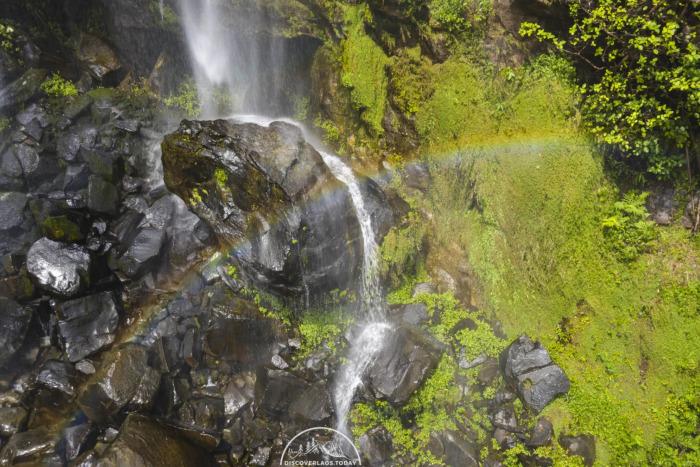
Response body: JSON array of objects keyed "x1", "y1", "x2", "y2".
[
  {"x1": 401, "y1": 162, "x2": 431, "y2": 193},
  {"x1": 0, "y1": 192, "x2": 27, "y2": 230},
  {"x1": 517, "y1": 365, "x2": 571, "y2": 414},
  {"x1": 57, "y1": 125, "x2": 98, "y2": 162},
  {"x1": 113, "y1": 227, "x2": 165, "y2": 278},
  {"x1": 490, "y1": 407, "x2": 519, "y2": 432},
  {"x1": 365, "y1": 324, "x2": 445, "y2": 406},
  {"x1": 0, "y1": 68, "x2": 48, "y2": 111},
  {"x1": 36, "y1": 360, "x2": 78, "y2": 396},
  {"x1": 559, "y1": 434, "x2": 596, "y2": 466},
  {"x1": 428, "y1": 430, "x2": 479, "y2": 467},
  {"x1": 0, "y1": 407, "x2": 27, "y2": 437},
  {"x1": 78, "y1": 344, "x2": 160, "y2": 424},
  {"x1": 96, "y1": 414, "x2": 217, "y2": 466},
  {"x1": 162, "y1": 119, "x2": 383, "y2": 297},
  {"x1": 0, "y1": 426, "x2": 59, "y2": 466},
  {"x1": 254, "y1": 366, "x2": 310, "y2": 421},
  {"x1": 288, "y1": 380, "x2": 333, "y2": 426},
  {"x1": 526, "y1": 417, "x2": 554, "y2": 448},
  {"x1": 56, "y1": 291, "x2": 120, "y2": 362},
  {"x1": 358, "y1": 427, "x2": 394, "y2": 466},
  {"x1": 395, "y1": 303, "x2": 429, "y2": 325},
  {"x1": 26, "y1": 237, "x2": 92, "y2": 298},
  {"x1": 178, "y1": 395, "x2": 226, "y2": 432},
  {"x1": 0, "y1": 298, "x2": 32, "y2": 367},
  {"x1": 63, "y1": 423, "x2": 98, "y2": 463},
  {"x1": 500, "y1": 334, "x2": 570, "y2": 413},
  {"x1": 224, "y1": 380, "x2": 252, "y2": 419},
  {"x1": 87, "y1": 175, "x2": 119, "y2": 216},
  {"x1": 204, "y1": 288, "x2": 286, "y2": 364}
]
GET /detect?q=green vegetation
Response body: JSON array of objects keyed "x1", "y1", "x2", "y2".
[
  {"x1": 163, "y1": 76, "x2": 201, "y2": 117},
  {"x1": 0, "y1": 21, "x2": 21, "y2": 59},
  {"x1": 421, "y1": 140, "x2": 700, "y2": 463},
  {"x1": 351, "y1": 291, "x2": 505, "y2": 465},
  {"x1": 601, "y1": 191, "x2": 657, "y2": 261},
  {"x1": 40, "y1": 73, "x2": 78, "y2": 98},
  {"x1": 149, "y1": 1, "x2": 179, "y2": 32},
  {"x1": 296, "y1": 306, "x2": 353, "y2": 358},
  {"x1": 521, "y1": 0, "x2": 700, "y2": 180},
  {"x1": 341, "y1": 6, "x2": 390, "y2": 135}
]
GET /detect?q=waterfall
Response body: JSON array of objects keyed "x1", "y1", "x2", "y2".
[
  {"x1": 177, "y1": 0, "x2": 391, "y2": 442},
  {"x1": 176, "y1": 0, "x2": 299, "y2": 116},
  {"x1": 230, "y1": 115, "x2": 389, "y2": 437}
]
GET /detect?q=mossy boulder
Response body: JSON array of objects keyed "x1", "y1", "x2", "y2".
[{"x1": 161, "y1": 119, "x2": 368, "y2": 298}]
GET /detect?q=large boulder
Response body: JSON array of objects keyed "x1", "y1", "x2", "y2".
[
  {"x1": 162, "y1": 119, "x2": 380, "y2": 297},
  {"x1": 365, "y1": 323, "x2": 446, "y2": 406},
  {"x1": 26, "y1": 237, "x2": 92, "y2": 297},
  {"x1": 95, "y1": 414, "x2": 217, "y2": 466},
  {"x1": 55, "y1": 291, "x2": 120, "y2": 362},
  {"x1": 500, "y1": 334, "x2": 570, "y2": 413}
]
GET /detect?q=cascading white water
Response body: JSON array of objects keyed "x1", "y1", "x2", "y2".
[
  {"x1": 230, "y1": 115, "x2": 390, "y2": 436},
  {"x1": 177, "y1": 0, "x2": 391, "y2": 442}
]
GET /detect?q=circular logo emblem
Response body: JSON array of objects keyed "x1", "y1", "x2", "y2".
[{"x1": 280, "y1": 427, "x2": 362, "y2": 466}]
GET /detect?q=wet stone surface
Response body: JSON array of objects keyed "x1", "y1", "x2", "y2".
[{"x1": 26, "y1": 238, "x2": 92, "y2": 298}]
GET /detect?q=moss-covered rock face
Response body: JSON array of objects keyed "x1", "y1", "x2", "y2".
[{"x1": 162, "y1": 118, "x2": 370, "y2": 298}]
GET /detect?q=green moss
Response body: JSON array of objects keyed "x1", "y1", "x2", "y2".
[
  {"x1": 163, "y1": 76, "x2": 201, "y2": 117},
  {"x1": 340, "y1": 6, "x2": 390, "y2": 135},
  {"x1": 296, "y1": 306, "x2": 353, "y2": 358},
  {"x1": 380, "y1": 212, "x2": 426, "y2": 288},
  {"x1": 214, "y1": 168, "x2": 228, "y2": 188},
  {"x1": 411, "y1": 53, "x2": 578, "y2": 153},
  {"x1": 40, "y1": 216, "x2": 83, "y2": 242}
]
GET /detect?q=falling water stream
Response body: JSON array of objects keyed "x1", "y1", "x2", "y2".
[
  {"x1": 178, "y1": 0, "x2": 392, "y2": 441},
  {"x1": 230, "y1": 116, "x2": 391, "y2": 436}
]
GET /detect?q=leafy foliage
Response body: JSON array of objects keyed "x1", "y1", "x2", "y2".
[
  {"x1": 40, "y1": 73, "x2": 78, "y2": 98},
  {"x1": 163, "y1": 76, "x2": 201, "y2": 117},
  {"x1": 521, "y1": 0, "x2": 700, "y2": 178},
  {"x1": 601, "y1": 191, "x2": 657, "y2": 261}
]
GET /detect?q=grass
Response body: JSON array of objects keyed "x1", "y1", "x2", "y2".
[{"x1": 422, "y1": 139, "x2": 700, "y2": 465}]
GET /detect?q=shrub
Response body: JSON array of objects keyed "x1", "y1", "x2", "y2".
[
  {"x1": 40, "y1": 73, "x2": 78, "y2": 98},
  {"x1": 601, "y1": 191, "x2": 657, "y2": 261},
  {"x1": 163, "y1": 76, "x2": 201, "y2": 117}
]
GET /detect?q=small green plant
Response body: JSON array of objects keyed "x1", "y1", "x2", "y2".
[
  {"x1": 0, "y1": 22, "x2": 21, "y2": 58},
  {"x1": 289, "y1": 93, "x2": 310, "y2": 121},
  {"x1": 163, "y1": 76, "x2": 201, "y2": 117},
  {"x1": 0, "y1": 117, "x2": 10, "y2": 133},
  {"x1": 40, "y1": 73, "x2": 78, "y2": 98},
  {"x1": 601, "y1": 191, "x2": 657, "y2": 261}
]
